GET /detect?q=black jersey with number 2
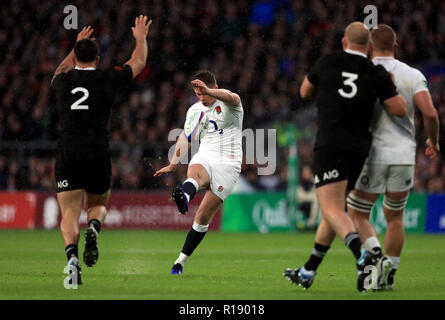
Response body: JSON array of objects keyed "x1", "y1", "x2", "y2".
[
  {"x1": 307, "y1": 51, "x2": 397, "y2": 156},
  {"x1": 51, "y1": 65, "x2": 133, "y2": 149}
]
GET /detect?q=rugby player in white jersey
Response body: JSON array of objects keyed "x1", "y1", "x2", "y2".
[
  {"x1": 154, "y1": 70, "x2": 243, "y2": 274},
  {"x1": 347, "y1": 24, "x2": 440, "y2": 289}
]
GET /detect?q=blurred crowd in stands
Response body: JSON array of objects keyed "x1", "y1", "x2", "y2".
[{"x1": 0, "y1": 0, "x2": 444, "y2": 193}]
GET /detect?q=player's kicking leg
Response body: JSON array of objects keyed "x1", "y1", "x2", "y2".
[
  {"x1": 171, "y1": 164, "x2": 209, "y2": 214},
  {"x1": 284, "y1": 217, "x2": 336, "y2": 289},
  {"x1": 172, "y1": 189, "x2": 222, "y2": 274},
  {"x1": 58, "y1": 189, "x2": 84, "y2": 285},
  {"x1": 82, "y1": 189, "x2": 110, "y2": 267}
]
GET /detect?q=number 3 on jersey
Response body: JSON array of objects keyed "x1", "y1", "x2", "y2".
[
  {"x1": 71, "y1": 87, "x2": 89, "y2": 110},
  {"x1": 338, "y1": 72, "x2": 358, "y2": 99}
]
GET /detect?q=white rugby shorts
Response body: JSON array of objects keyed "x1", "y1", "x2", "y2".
[
  {"x1": 355, "y1": 164, "x2": 415, "y2": 193},
  {"x1": 189, "y1": 152, "x2": 241, "y2": 201}
]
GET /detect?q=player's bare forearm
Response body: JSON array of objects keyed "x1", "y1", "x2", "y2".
[
  {"x1": 415, "y1": 90, "x2": 440, "y2": 146},
  {"x1": 125, "y1": 16, "x2": 151, "y2": 78},
  {"x1": 125, "y1": 38, "x2": 148, "y2": 78},
  {"x1": 51, "y1": 26, "x2": 95, "y2": 84},
  {"x1": 51, "y1": 49, "x2": 75, "y2": 84},
  {"x1": 153, "y1": 133, "x2": 191, "y2": 177},
  {"x1": 170, "y1": 132, "x2": 191, "y2": 166},
  {"x1": 424, "y1": 112, "x2": 440, "y2": 147},
  {"x1": 206, "y1": 88, "x2": 241, "y2": 107}
]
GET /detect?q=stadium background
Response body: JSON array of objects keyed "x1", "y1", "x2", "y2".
[
  {"x1": 0, "y1": 0, "x2": 445, "y2": 301},
  {"x1": 0, "y1": 0, "x2": 444, "y2": 231}
]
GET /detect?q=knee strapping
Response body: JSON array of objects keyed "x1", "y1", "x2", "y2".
[
  {"x1": 346, "y1": 193, "x2": 374, "y2": 213},
  {"x1": 383, "y1": 195, "x2": 408, "y2": 211}
]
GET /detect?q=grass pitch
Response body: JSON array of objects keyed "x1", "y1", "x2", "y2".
[{"x1": 0, "y1": 229, "x2": 444, "y2": 300}]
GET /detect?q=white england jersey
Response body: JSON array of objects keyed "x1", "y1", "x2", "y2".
[
  {"x1": 186, "y1": 97, "x2": 243, "y2": 163},
  {"x1": 366, "y1": 57, "x2": 429, "y2": 165}
]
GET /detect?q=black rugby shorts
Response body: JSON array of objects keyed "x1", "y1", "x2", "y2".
[
  {"x1": 312, "y1": 147, "x2": 367, "y2": 190},
  {"x1": 55, "y1": 147, "x2": 111, "y2": 194}
]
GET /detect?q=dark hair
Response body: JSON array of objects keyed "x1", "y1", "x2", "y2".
[
  {"x1": 74, "y1": 39, "x2": 100, "y2": 63},
  {"x1": 191, "y1": 70, "x2": 217, "y2": 87}
]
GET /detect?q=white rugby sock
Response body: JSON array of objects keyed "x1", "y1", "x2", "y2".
[
  {"x1": 175, "y1": 252, "x2": 189, "y2": 267},
  {"x1": 387, "y1": 256, "x2": 400, "y2": 270},
  {"x1": 363, "y1": 236, "x2": 381, "y2": 253}
]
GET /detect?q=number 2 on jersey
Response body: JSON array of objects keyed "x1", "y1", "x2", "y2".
[
  {"x1": 338, "y1": 72, "x2": 358, "y2": 99},
  {"x1": 71, "y1": 87, "x2": 89, "y2": 110}
]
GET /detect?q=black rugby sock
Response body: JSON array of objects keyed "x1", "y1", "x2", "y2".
[
  {"x1": 65, "y1": 244, "x2": 78, "y2": 261},
  {"x1": 88, "y1": 219, "x2": 102, "y2": 233},
  {"x1": 304, "y1": 243, "x2": 331, "y2": 271},
  {"x1": 344, "y1": 231, "x2": 362, "y2": 260},
  {"x1": 181, "y1": 228, "x2": 206, "y2": 256},
  {"x1": 182, "y1": 180, "x2": 198, "y2": 201}
]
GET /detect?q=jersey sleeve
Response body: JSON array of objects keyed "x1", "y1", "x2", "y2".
[
  {"x1": 106, "y1": 64, "x2": 133, "y2": 87},
  {"x1": 375, "y1": 65, "x2": 398, "y2": 102},
  {"x1": 307, "y1": 56, "x2": 324, "y2": 86},
  {"x1": 411, "y1": 69, "x2": 429, "y2": 94}
]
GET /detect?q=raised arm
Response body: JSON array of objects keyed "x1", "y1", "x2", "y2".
[
  {"x1": 191, "y1": 79, "x2": 241, "y2": 107},
  {"x1": 51, "y1": 26, "x2": 94, "y2": 85},
  {"x1": 125, "y1": 15, "x2": 152, "y2": 79},
  {"x1": 414, "y1": 90, "x2": 440, "y2": 159}
]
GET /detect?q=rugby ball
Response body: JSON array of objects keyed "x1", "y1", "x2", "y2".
[{"x1": 184, "y1": 110, "x2": 209, "y2": 142}]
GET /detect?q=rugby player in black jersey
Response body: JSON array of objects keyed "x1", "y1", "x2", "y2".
[
  {"x1": 51, "y1": 16, "x2": 151, "y2": 285},
  {"x1": 283, "y1": 22, "x2": 407, "y2": 291}
]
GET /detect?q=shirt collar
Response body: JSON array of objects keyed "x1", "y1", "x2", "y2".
[
  {"x1": 372, "y1": 56, "x2": 395, "y2": 60},
  {"x1": 75, "y1": 66, "x2": 96, "y2": 70},
  {"x1": 344, "y1": 49, "x2": 368, "y2": 58}
]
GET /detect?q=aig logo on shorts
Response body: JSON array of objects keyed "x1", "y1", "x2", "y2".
[
  {"x1": 322, "y1": 169, "x2": 339, "y2": 181},
  {"x1": 58, "y1": 180, "x2": 69, "y2": 188}
]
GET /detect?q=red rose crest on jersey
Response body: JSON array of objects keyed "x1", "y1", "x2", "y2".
[
  {"x1": 218, "y1": 185, "x2": 224, "y2": 192},
  {"x1": 215, "y1": 106, "x2": 222, "y2": 114}
]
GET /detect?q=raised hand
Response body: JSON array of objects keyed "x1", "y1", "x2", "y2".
[
  {"x1": 153, "y1": 164, "x2": 177, "y2": 177},
  {"x1": 131, "y1": 15, "x2": 152, "y2": 40},
  {"x1": 191, "y1": 79, "x2": 210, "y2": 94},
  {"x1": 76, "y1": 26, "x2": 94, "y2": 42}
]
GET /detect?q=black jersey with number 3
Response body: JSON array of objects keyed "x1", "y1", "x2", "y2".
[
  {"x1": 307, "y1": 51, "x2": 397, "y2": 156},
  {"x1": 51, "y1": 65, "x2": 133, "y2": 148}
]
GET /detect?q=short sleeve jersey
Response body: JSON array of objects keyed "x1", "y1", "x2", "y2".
[
  {"x1": 51, "y1": 65, "x2": 133, "y2": 148},
  {"x1": 307, "y1": 50, "x2": 398, "y2": 156},
  {"x1": 366, "y1": 57, "x2": 429, "y2": 165},
  {"x1": 186, "y1": 97, "x2": 243, "y2": 163}
]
